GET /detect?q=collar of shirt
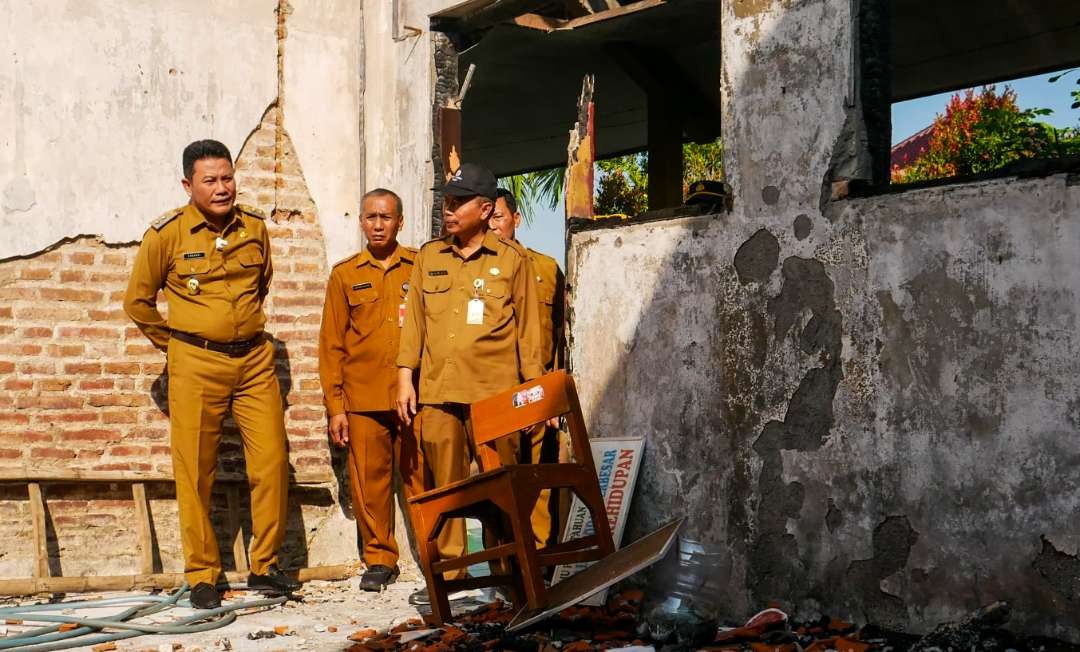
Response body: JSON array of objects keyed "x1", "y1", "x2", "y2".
[
  {"x1": 181, "y1": 203, "x2": 243, "y2": 235},
  {"x1": 356, "y1": 243, "x2": 412, "y2": 270},
  {"x1": 440, "y1": 229, "x2": 501, "y2": 259}
]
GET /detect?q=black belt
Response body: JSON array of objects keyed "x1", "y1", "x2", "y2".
[{"x1": 170, "y1": 331, "x2": 264, "y2": 357}]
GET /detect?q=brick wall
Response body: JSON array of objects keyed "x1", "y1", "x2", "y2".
[{"x1": 0, "y1": 106, "x2": 354, "y2": 579}]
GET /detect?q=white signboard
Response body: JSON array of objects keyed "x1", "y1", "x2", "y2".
[{"x1": 551, "y1": 436, "x2": 645, "y2": 606}]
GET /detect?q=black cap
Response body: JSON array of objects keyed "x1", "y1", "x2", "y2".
[{"x1": 444, "y1": 162, "x2": 497, "y2": 200}]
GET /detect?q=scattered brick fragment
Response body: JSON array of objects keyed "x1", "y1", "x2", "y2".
[{"x1": 349, "y1": 628, "x2": 378, "y2": 642}]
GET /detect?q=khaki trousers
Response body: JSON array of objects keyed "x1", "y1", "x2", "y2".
[
  {"x1": 527, "y1": 424, "x2": 560, "y2": 547},
  {"x1": 166, "y1": 337, "x2": 288, "y2": 586},
  {"x1": 345, "y1": 411, "x2": 424, "y2": 568}
]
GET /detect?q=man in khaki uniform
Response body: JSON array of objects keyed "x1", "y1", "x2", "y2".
[
  {"x1": 396, "y1": 163, "x2": 545, "y2": 605},
  {"x1": 318, "y1": 188, "x2": 425, "y2": 592},
  {"x1": 489, "y1": 189, "x2": 565, "y2": 548},
  {"x1": 124, "y1": 140, "x2": 300, "y2": 609}
]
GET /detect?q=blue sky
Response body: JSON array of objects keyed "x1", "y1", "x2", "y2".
[{"x1": 513, "y1": 67, "x2": 1080, "y2": 267}]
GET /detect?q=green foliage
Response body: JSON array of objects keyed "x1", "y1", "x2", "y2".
[
  {"x1": 1047, "y1": 68, "x2": 1080, "y2": 112},
  {"x1": 892, "y1": 85, "x2": 1080, "y2": 184},
  {"x1": 501, "y1": 138, "x2": 724, "y2": 217}
]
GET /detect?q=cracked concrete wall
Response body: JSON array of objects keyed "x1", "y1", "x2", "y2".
[
  {"x1": 568, "y1": 0, "x2": 1080, "y2": 639},
  {"x1": 0, "y1": 0, "x2": 363, "y2": 264}
]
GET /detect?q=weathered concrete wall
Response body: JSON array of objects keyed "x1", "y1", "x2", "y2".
[
  {"x1": 0, "y1": 0, "x2": 363, "y2": 264},
  {"x1": 572, "y1": 174, "x2": 1080, "y2": 637},
  {"x1": 568, "y1": 0, "x2": 1080, "y2": 639}
]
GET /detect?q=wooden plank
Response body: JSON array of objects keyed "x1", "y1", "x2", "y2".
[
  {"x1": 27, "y1": 483, "x2": 49, "y2": 580},
  {"x1": 0, "y1": 469, "x2": 333, "y2": 485},
  {"x1": 0, "y1": 564, "x2": 357, "y2": 597},
  {"x1": 131, "y1": 483, "x2": 154, "y2": 575},
  {"x1": 562, "y1": 0, "x2": 663, "y2": 30},
  {"x1": 564, "y1": 75, "x2": 595, "y2": 220},
  {"x1": 510, "y1": 12, "x2": 562, "y2": 32},
  {"x1": 226, "y1": 486, "x2": 249, "y2": 574}
]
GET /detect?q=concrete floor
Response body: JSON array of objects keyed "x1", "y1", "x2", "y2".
[{"x1": 1, "y1": 577, "x2": 494, "y2": 652}]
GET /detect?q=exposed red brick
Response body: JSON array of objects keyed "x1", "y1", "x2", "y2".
[
  {"x1": 86, "y1": 394, "x2": 149, "y2": 408},
  {"x1": 67, "y1": 252, "x2": 96, "y2": 265},
  {"x1": 20, "y1": 327, "x2": 54, "y2": 338},
  {"x1": 0, "y1": 361, "x2": 13, "y2": 374},
  {"x1": 102, "y1": 411, "x2": 137, "y2": 424},
  {"x1": 64, "y1": 358, "x2": 103, "y2": 373},
  {"x1": 3, "y1": 379, "x2": 33, "y2": 391},
  {"x1": 40, "y1": 379, "x2": 72, "y2": 392},
  {"x1": 40, "y1": 288, "x2": 105, "y2": 303},
  {"x1": 107, "y1": 445, "x2": 148, "y2": 457},
  {"x1": 15, "y1": 395, "x2": 83, "y2": 410},
  {"x1": 31, "y1": 447, "x2": 78, "y2": 459},
  {"x1": 19, "y1": 268, "x2": 53, "y2": 280},
  {"x1": 64, "y1": 429, "x2": 119, "y2": 442},
  {"x1": 78, "y1": 379, "x2": 115, "y2": 391}
]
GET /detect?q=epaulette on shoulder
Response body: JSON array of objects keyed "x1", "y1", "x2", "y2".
[
  {"x1": 331, "y1": 253, "x2": 359, "y2": 269},
  {"x1": 420, "y1": 236, "x2": 446, "y2": 250},
  {"x1": 236, "y1": 203, "x2": 267, "y2": 219},
  {"x1": 401, "y1": 244, "x2": 420, "y2": 255},
  {"x1": 499, "y1": 235, "x2": 528, "y2": 257},
  {"x1": 150, "y1": 207, "x2": 184, "y2": 231}
]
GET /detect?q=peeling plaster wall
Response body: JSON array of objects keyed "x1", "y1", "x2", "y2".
[
  {"x1": 0, "y1": 0, "x2": 363, "y2": 264},
  {"x1": 361, "y1": 0, "x2": 472, "y2": 245},
  {"x1": 568, "y1": 0, "x2": 1080, "y2": 639}
]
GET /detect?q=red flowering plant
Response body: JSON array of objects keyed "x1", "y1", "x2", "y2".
[{"x1": 892, "y1": 85, "x2": 1079, "y2": 184}]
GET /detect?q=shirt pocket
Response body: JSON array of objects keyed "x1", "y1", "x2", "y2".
[
  {"x1": 535, "y1": 275, "x2": 556, "y2": 306},
  {"x1": 173, "y1": 254, "x2": 211, "y2": 277},
  {"x1": 481, "y1": 278, "x2": 512, "y2": 325},
  {"x1": 347, "y1": 287, "x2": 382, "y2": 336},
  {"x1": 421, "y1": 276, "x2": 452, "y2": 314}
]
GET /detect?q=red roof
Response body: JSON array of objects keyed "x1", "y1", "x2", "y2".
[{"x1": 891, "y1": 124, "x2": 934, "y2": 169}]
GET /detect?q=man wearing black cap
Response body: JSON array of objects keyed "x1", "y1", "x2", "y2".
[{"x1": 396, "y1": 163, "x2": 544, "y2": 604}]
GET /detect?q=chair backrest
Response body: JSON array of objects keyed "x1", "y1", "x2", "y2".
[{"x1": 469, "y1": 370, "x2": 598, "y2": 473}]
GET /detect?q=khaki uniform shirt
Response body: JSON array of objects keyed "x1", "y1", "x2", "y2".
[
  {"x1": 319, "y1": 244, "x2": 416, "y2": 415},
  {"x1": 124, "y1": 203, "x2": 272, "y2": 351},
  {"x1": 397, "y1": 229, "x2": 545, "y2": 405},
  {"x1": 526, "y1": 248, "x2": 564, "y2": 371}
]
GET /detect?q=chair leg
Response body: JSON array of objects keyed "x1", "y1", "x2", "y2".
[
  {"x1": 575, "y1": 477, "x2": 616, "y2": 556},
  {"x1": 508, "y1": 490, "x2": 547, "y2": 610},
  {"x1": 423, "y1": 535, "x2": 452, "y2": 624}
]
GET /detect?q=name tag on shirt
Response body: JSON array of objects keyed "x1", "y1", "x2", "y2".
[
  {"x1": 428, "y1": 270, "x2": 449, "y2": 276},
  {"x1": 351, "y1": 282, "x2": 372, "y2": 291},
  {"x1": 183, "y1": 251, "x2": 206, "y2": 259},
  {"x1": 466, "y1": 298, "x2": 484, "y2": 325}
]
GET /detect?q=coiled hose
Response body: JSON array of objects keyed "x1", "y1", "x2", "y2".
[{"x1": 0, "y1": 584, "x2": 287, "y2": 651}]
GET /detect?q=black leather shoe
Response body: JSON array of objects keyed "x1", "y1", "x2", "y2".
[
  {"x1": 189, "y1": 582, "x2": 221, "y2": 609},
  {"x1": 247, "y1": 564, "x2": 302, "y2": 595},
  {"x1": 359, "y1": 565, "x2": 399, "y2": 592}
]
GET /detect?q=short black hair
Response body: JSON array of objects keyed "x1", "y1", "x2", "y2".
[
  {"x1": 362, "y1": 188, "x2": 404, "y2": 216},
  {"x1": 183, "y1": 140, "x2": 233, "y2": 179},
  {"x1": 495, "y1": 188, "x2": 518, "y2": 215}
]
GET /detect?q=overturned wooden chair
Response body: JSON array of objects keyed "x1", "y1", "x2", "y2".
[{"x1": 408, "y1": 370, "x2": 615, "y2": 624}]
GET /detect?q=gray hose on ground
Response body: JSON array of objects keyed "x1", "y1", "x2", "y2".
[{"x1": 0, "y1": 584, "x2": 287, "y2": 652}]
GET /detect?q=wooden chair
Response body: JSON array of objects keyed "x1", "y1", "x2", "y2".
[{"x1": 407, "y1": 370, "x2": 616, "y2": 624}]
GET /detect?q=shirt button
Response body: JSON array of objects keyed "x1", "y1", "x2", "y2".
[
  {"x1": 449, "y1": 333, "x2": 455, "y2": 338},
  {"x1": 453, "y1": 309, "x2": 459, "y2": 314}
]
